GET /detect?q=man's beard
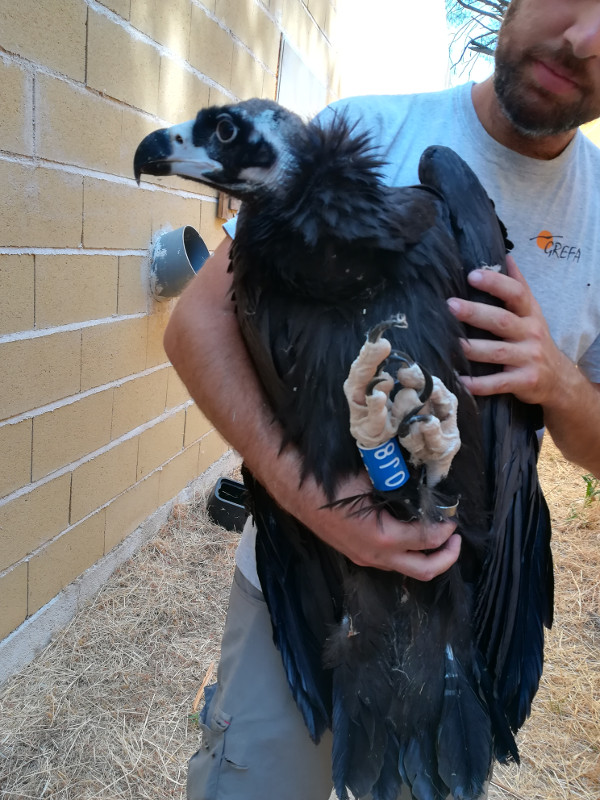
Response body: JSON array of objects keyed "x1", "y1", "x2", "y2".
[{"x1": 494, "y1": 44, "x2": 599, "y2": 137}]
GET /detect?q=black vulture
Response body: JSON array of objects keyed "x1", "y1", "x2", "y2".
[{"x1": 134, "y1": 99, "x2": 553, "y2": 800}]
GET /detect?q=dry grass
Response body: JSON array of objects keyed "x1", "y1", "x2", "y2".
[
  {"x1": 0, "y1": 439, "x2": 599, "y2": 799},
  {"x1": 489, "y1": 438, "x2": 600, "y2": 800},
  {"x1": 0, "y1": 498, "x2": 238, "y2": 800}
]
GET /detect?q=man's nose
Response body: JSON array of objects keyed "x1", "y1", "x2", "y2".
[{"x1": 564, "y1": 6, "x2": 600, "y2": 59}]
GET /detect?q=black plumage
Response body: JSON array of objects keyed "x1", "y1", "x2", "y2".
[{"x1": 134, "y1": 99, "x2": 553, "y2": 800}]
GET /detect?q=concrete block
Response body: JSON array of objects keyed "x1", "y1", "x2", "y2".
[
  {"x1": 27, "y1": 512, "x2": 105, "y2": 615},
  {"x1": 158, "y1": 442, "x2": 200, "y2": 505},
  {"x1": 0, "y1": 255, "x2": 34, "y2": 335},
  {"x1": 0, "y1": 0, "x2": 86, "y2": 81},
  {"x1": 83, "y1": 176, "x2": 152, "y2": 250},
  {"x1": 0, "y1": 58, "x2": 33, "y2": 156},
  {"x1": 0, "y1": 420, "x2": 32, "y2": 500},
  {"x1": 0, "y1": 474, "x2": 71, "y2": 571},
  {"x1": 158, "y1": 57, "x2": 210, "y2": 125},
  {"x1": 256, "y1": 14, "x2": 281, "y2": 74},
  {"x1": 307, "y1": 0, "x2": 328, "y2": 32},
  {"x1": 216, "y1": 0, "x2": 280, "y2": 70},
  {"x1": 189, "y1": 6, "x2": 233, "y2": 86},
  {"x1": 35, "y1": 254, "x2": 118, "y2": 328},
  {"x1": 165, "y1": 367, "x2": 190, "y2": 409},
  {"x1": 32, "y1": 390, "x2": 114, "y2": 481},
  {"x1": 0, "y1": 563, "x2": 28, "y2": 641},
  {"x1": 70, "y1": 437, "x2": 139, "y2": 523},
  {"x1": 36, "y1": 73, "x2": 123, "y2": 175},
  {"x1": 80, "y1": 318, "x2": 148, "y2": 391},
  {"x1": 146, "y1": 309, "x2": 171, "y2": 368},
  {"x1": 269, "y1": 0, "x2": 285, "y2": 20},
  {"x1": 214, "y1": 0, "x2": 256, "y2": 43},
  {"x1": 198, "y1": 429, "x2": 230, "y2": 473},
  {"x1": 98, "y1": 0, "x2": 131, "y2": 17},
  {"x1": 104, "y1": 471, "x2": 160, "y2": 551},
  {"x1": 130, "y1": 0, "x2": 192, "y2": 58},
  {"x1": 0, "y1": 332, "x2": 81, "y2": 422},
  {"x1": 111, "y1": 368, "x2": 169, "y2": 439},
  {"x1": 151, "y1": 190, "x2": 201, "y2": 240},
  {"x1": 117, "y1": 255, "x2": 148, "y2": 315},
  {"x1": 184, "y1": 403, "x2": 212, "y2": 447},
  {"x1": 230, "y1": 45, "x2": 265, "y2": 100},
  {"x1": 87, "y1": 9, "x2": 160, "y2": 116},
  {"x1": 282, "y1": 1, "x2": 313, "y2": 62},
  {"x1": 0, "y1": 162, "x2": 83, "y2": 248},
  {"x1": 208, "y1": 86, "x2": 233, "y2": 107},
  {"x1": 137, "y1": 410, "x2": 185, "y2": 479}
]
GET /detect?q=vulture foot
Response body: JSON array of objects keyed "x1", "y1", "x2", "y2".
[
  {"x1": 344, "y1": 321, "x2": 461, "y2": 488},
  {"x1": 397, "y1": 373, "x2": 461, "y2": 488}
]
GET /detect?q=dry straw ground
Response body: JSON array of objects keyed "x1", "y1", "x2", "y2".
[{"x1": 0, "y1": 438, "x2": 598, "y2": 799}]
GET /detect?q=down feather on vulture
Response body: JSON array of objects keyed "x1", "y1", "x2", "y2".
[{"x1": 134, "y1": 98, "x2": 553, "y2": 800}]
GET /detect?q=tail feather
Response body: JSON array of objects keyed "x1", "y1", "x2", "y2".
[
  {"x1": 436, "y1": 645, "x2": 492, "y2": 799},
  {"x1": 326, "y1": 569, "x2": 399, "y2": 798},
  {"x1": 400, "y1": 737, "x2": 447, "y2": 800},
  {"x1": 371, "y1": 733, "x2": 403, "y2": 800}
]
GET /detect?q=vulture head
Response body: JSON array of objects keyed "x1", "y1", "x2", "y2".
[{"x1": 134, "y1": 99, "x2": 307, "y2": 201}]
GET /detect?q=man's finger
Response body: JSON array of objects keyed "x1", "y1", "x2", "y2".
[
  {"x1": 458, "y1": 372, "x2": 511, "y2": 396},
  {"x1": 467, "y1": 265, "x2": 531, "y2": 316},
  {"x1": 460, "y1": 337, "x2": 525, "y2": 367},
  {"x1": 392, "y1": 533, "x2": 462, "y2": 581},
  {"x1": 448, "y1": 297, "x2": 522, "y2": 340}
]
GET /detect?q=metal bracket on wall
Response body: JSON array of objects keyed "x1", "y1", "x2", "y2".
[{"x1": 217, "y1": 192, "x2": 242, "y2": 220}]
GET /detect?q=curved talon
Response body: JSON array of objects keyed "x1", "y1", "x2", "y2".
[
  {"x1": 414, "y1": 364, "x2": 434, "y2": 403},
  {"x1": 366, "y1": 376, "x2": 387, "y2": 396},
  {"x1": 375, "y1": 351, "x2": 412, "y2": 379},
  {"x1": 367, "y1": 315, "x2": 408, "y2": 343},
  {"x1": 376, "y1": 350, "x2": 434, "y2": 405},
  {"x1": 397, "y1": 412, "x2": 430, "y2": 439},
  {"x1": 384, "y1": 351, "x2": 415, "y2": 370}
]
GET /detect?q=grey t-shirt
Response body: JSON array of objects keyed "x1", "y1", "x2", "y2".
[{"x1": 233, "y1": 82, "x2": 600, "y2": 587}]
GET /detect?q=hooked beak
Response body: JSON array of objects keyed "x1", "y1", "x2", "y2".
[
  {"x1": 134, "y1": 128, "x2": 172, "y2": 183},
  {"x1": 133, "y1": 120, "x2": 222, "y2": 184}
]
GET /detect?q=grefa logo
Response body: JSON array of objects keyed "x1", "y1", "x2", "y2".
[{"x1": 531, "y1": 230, "x2": 581, "y2": 262}]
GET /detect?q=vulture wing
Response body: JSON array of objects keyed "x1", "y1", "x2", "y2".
[{"x1": 419, "y1": 146, "x2": 554, "y2": 740}]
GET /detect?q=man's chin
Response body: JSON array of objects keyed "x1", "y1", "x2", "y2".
[{"x1": 495, "y1": 74, "x2": 584, "y2": 137}]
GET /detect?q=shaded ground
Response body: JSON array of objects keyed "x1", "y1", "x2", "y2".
[{"x1": 0, "y1": 438, "x2": 598, "y2": 799}]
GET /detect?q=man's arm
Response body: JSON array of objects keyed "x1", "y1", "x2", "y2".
[
  {"x1": 164, "y1": 238, "x2": 461, "y2": 580},
  {"x1": 448, "y1": 257, "x2": 600, "y2": 477}
]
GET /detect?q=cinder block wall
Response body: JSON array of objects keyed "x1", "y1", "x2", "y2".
[{"x1": 0, "y1": 0, "x2": 340, "y2": 666}]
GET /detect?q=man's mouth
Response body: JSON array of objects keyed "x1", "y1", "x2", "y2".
[{"x1": 531, "y1": 58, "x2": 582, "y2": 96}]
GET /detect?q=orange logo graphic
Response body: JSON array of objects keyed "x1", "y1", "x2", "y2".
[
  {"x1": 535, "y1": 230, "x2": 554, "y2": 249},
  {"x1": 530, "y1": 230, "x2": 580, "y2": 262}
]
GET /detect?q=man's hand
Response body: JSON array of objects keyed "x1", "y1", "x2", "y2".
[
  {"x1": 447, "y1": 256, "x2": 565, "y2": 405},
  {"x1": 446, "y1": 255, "x2": 600, "y2": 476},
  {"x1": 275, "y1": 466, "x2": 461, "y2": 581}
]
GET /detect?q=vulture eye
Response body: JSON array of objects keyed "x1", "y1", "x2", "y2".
[{"x1": 215, "y1": 116, "x2": 238, "y2": 144}]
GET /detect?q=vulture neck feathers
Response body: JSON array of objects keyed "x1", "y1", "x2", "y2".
[{"x1": 233, "y1": 115, "x2": 443, "y2": 302}]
